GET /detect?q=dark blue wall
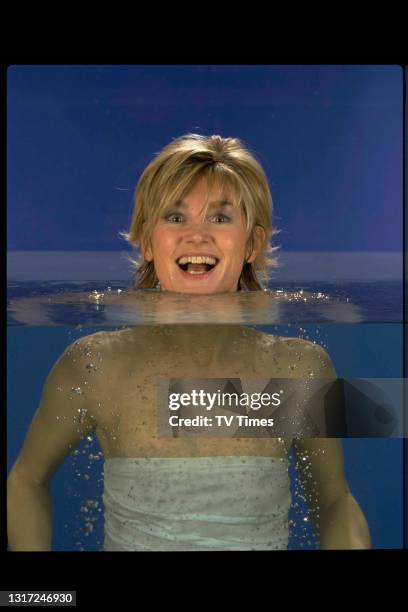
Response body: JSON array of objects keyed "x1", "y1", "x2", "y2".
[{"x1": 8, "y1": 65, "x2": 402, "y2": 252}]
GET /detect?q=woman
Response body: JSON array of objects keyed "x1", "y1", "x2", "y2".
[{"x1": 7, "y1": 134, "x2": 370, "y2": 551}]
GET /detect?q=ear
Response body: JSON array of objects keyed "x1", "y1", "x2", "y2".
[
  {"x1": 140, "y1": 238, "x2": 153, "y2": 261},
  {"x1": 140, "y1": 231, "x2": 153, "y2": 262},
  {"x1": 246, "y1": 225, "x2": 266, "y2": 263}
]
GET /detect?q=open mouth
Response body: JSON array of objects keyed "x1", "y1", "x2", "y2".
[{"x1": 176, "y1": 255, "x2": 219, "y2": 276}]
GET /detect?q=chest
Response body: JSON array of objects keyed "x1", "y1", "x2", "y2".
[{"x1": 94, "y1": 343, "x2": 292, "y2": 458}]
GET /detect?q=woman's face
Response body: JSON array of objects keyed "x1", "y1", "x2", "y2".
[{"x1": 143, "y1": 176, "x2": 264, "y2": 294}]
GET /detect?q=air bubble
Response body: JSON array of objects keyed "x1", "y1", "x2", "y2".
[{"x1": 86, "y1": 500, "x2": 99, "y2": 509}]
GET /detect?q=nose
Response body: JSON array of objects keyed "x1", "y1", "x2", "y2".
[{"x1": 182, "y1": 218, "x2": 214, "y2": 244}]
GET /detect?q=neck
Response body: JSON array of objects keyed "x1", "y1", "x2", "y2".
[{"x1": 156, "y1": 323, "x2": 236, "y2": 360}]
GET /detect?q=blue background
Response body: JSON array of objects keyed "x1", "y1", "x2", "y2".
[{"x1": 7, "y1": 64, "x2": 402, "y2": 252}]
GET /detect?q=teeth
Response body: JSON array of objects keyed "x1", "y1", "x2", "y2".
[{"x1": 178, "y1": 256, "x2": 217, "y2": 265}]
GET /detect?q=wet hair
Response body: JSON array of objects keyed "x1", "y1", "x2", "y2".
[{"x1": 120, "y1": 133, "x2": 280, "y2": 290}]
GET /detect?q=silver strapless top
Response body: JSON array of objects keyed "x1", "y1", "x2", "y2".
[{"x1": 103, "y1": 455, "x2": 291, "y2": 551}]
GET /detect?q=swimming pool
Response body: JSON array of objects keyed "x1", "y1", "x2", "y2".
[{"x1": 7, "y1": 279, "x2": 404, "y2": 550}]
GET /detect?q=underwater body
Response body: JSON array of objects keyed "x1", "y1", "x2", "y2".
[{"x1": 7, "y1": 279, "x2": 403, "y2": 550}]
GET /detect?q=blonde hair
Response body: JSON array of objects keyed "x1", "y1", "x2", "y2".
[{"x1": 120, "y1": 133, "x2": 280, "y2": 290}]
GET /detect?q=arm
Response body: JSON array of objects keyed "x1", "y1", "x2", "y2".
[
  {"x1": 7, "y1": 334, "x2": 101, "y2": 551},
  {"x1": 293, "y1": 437, "x2": 371, "y2": 549},
  {"x1": 292, "y1": 343, "x2": 371, "y2": 550}
]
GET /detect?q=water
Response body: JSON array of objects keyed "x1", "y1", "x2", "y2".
[{"x1": 7, "y1": 281, "x2": 404, "y2": 550}]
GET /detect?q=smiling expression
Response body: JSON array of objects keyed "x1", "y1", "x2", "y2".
[{"x1": 143, "y1": 176, "x2": 263, "y2": 294}]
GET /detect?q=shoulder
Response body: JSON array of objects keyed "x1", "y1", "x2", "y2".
[
  {"x1": 281, "y1": 336, "x2": 329, "y2": 356},
  {"x1": 252, "y1": 331, "x2": 336, "y2": 377},
  {"x1": 65, "y1": 327, "x2": 140, "y2": 360},
  {"x1": 250, "y1": 329, "x2": 323, "y2": 354},
  {"x1": 63, "y1": 329, "x2": 108, "y2": 353},
  {"x1": 282, "y1": 336, "x2": 336, "y2": 375},
  {"x1": 52, "y1": 330, "x2": 133, "y2": 419},
  {"x1": 64, "y1": 327, "x2": 151, "y2": 384}
]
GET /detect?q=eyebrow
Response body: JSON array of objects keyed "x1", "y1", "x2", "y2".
[{"x1": 173, "y1": 200, "x2": 234, "y2": 208}]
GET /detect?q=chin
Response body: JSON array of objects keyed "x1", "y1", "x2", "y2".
[{"x1": 169, "y1": 283, "x2": 235, "y2": 295}]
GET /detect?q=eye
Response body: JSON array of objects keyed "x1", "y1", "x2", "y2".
[
  {"x1": 210, "y1": 213, "x2": 231, "y2": 223},
  {"x1": 165, "y1": 212, "x2": 184, "y2": 223}
]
